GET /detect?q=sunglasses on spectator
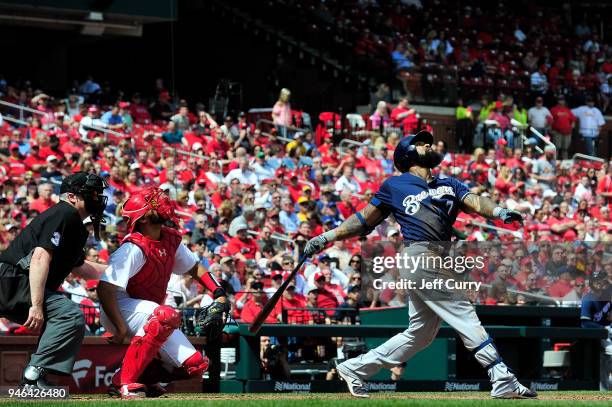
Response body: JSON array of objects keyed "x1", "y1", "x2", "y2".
[
  {"x1": 352, "y1": 277, "x2": 362, "y2": 281},
  {"x1": 283, "y1": 261, "x2": 293, "y2": 266},
  {"x1": 350, "y1": 259, "x2": 361, "y2": 263}
]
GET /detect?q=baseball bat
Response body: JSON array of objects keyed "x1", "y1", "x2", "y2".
[{"x1": 248, "y1": 254, "x2": 307, "y2": 333}]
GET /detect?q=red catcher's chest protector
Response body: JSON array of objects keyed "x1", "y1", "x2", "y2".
[{"x1": 124, "y1": 226, "x2": 182, "y2": 304}]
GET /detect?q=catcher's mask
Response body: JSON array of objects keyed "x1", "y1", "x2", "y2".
[
  {"x1": 60, "y1": 172, "x2": 108, "y2": 240},
  {"x1": 121, "y1": 186, "x2": 179, "y2": 233}
]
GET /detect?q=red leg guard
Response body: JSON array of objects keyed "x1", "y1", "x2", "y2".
[
  {"x1": 182, "y1": 351, "x2": 209, "y2": 378},
  {"x1": 119, "y1": 306, "x2": 181, "y2": 385}
]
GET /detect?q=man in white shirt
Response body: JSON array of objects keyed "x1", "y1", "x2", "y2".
[
  {"x1": 79, "y1": 106, "x2": 107, "y2": 139},
  {"x1": 251, "y1": 152, "x2": 275, "y2": 182},
  {"x1": 224, "y1": 157, "x2": 259, "y2": 187},
  {"x1": 335, "y1": 166, "x2": 361, "y2": 194},
  {"x1": 527, "y1": 96, "x2": 552, "y2": 136},
  {"x1": 572, "y1": 96, "x2": 606, "y2": 156},
  {"x1": 573, "y1": 176, "x2": 593, "y2": 203},
  {"x1": 530, "y1": 66, "x2": 548, "y2": 95}
]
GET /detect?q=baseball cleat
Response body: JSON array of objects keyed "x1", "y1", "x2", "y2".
[
  {"x1": 336, "y1": 363, "x2": 369, "y2": 398},
  {"x1": 493, "y1": 384, "x2": 538, "y2": 399},
  {"x1": 20, "y1": 366, "x2": 55, "y2": 389},
  {"x1": 145, "y1": 383, "x2": 168, "y2": 398},
  {"x1": 119, "y1": 383, "x2": 146, "y2": 399}
]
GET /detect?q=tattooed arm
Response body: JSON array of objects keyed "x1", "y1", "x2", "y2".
[
  {"x1": 461, "y1": 193, "x2": 524, "y2": 224},
  {"x1": 461, "y1": 193, "x2": 498, "y2": 218},
  {"x1": 304, "y1": 204, "x2": 388, "y2": 256}
]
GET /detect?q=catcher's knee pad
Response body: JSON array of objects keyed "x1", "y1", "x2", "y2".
[
  {"x1": 182, "y1": 351, "x2": 209, "y2": 377},
  {"x1": 120, "y1": 306, "x2": 181, "y2": 385},
  {"x1": 143, "y1": 305, "x2": 181, "y2": 344}
]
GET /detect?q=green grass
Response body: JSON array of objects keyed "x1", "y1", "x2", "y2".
[{"x1": 1, "y1": 392, "x2": 609, "y2": 406}]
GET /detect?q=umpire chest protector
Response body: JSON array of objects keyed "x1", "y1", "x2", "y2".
[{"x1": 124, "y1": 226, "x2": 182, "y2": 304}]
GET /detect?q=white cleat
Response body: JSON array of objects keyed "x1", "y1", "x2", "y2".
[
  {"x1": 336, "y1": 363, "x2": 369, "y2": 398},
  {"x1": 493, "y1": 383, "x2": 538, "y2": 399}
]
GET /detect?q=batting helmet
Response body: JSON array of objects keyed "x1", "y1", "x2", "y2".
[
  {"x1": 121, "y1": 186, "x2": 178, "y2": 233},
  {"x1": 393, "y1": 130, "x2": 435, "y2": 173}
]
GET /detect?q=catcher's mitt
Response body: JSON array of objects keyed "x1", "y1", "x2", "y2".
[{"x1": 196, "y1": 300, "x2": 230, "y2": 341}]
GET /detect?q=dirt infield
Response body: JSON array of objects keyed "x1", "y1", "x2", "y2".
[{"x1": 65, "y1": 392, "x2": 610, "y2": 401}]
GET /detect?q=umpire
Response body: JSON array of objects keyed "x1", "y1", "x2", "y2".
[{"x1": 0, "y1": 172, "x2": 108, "y2": 388}]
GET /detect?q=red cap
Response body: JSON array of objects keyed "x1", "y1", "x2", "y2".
[
  {"x1": 495, "y1": 101, "x2": 503, "y2": 109},
  {"x1": 86, "y1": 280, "x2": 99, "y2": 290},
  {"x1": 271, "y1": 271, "x2": 283, "y2": 279},
  {"x1": 497, "y1": 138, "x2": 508, "y2": 146},
  {"x1": 525, "y1": 190, "x2": 536, "y2": 196},
  {"x1": 575, "y1": 277, "x2": 585, "y2": 285},
  {"x1": 118, "y1": 101, "x2": 130, "y2": 109},
  {"x1": 88, "y1": 106, "x2": 98, "y2": 113},
  {"x1": 9, "y1": 143, "x2": 19, "y2": 150},
  {"x1": 313, "y1": 272, "x2": 325, "y2": 282},
  {"x1": 219, "y1": 246, "x2": 230, "y2": 257}
]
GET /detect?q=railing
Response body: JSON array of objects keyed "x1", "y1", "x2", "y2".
[
  {"x1": 572, "y1": 153, "x2": 605, "y2": 164},
  {"x1": 281, "y1": 307, "x2": 359, "y2": 324},
  {"x1": 529, "y1": 126, "x2": 556, "y2": 148},
  {"x1": 256, "y1": 118, "x2": 310, "y2": 139},
  {"x1": 247, "y1": 230, "x2": 293, "y2": 244},
  {"x1": 1, "y1": 115, "x2": 27, "y2": 126},
  {"x1": 479, "y1": 284, "x2": 561, "y2": 306},
  {"x1": 454, "y1": 218, "x2": 523, "y2": 238},
  {"x1": 0, "y1": 99, "x2": 45, "y2": 116}
]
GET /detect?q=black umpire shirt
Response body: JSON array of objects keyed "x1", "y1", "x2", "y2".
[{"x1": 0, "y1": 201, "x2": 88, "y2": 291}]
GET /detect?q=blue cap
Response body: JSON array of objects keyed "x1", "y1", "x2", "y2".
[{"x1": 322, "y1": 215, "x2": 334, "y2": 224}]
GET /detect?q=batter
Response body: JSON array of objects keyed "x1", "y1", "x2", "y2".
[{"x1": 304, "y1": 131, "x2": 537, "y2": 399}]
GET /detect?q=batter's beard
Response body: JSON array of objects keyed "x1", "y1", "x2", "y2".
[{"x1": 415, "y1": 150, "x2": 443, "y2": 168}]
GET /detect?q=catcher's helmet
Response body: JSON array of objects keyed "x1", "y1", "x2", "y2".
[
  {"x1": 121, "y1": 186, "x2": 178, "y2": 233},
  {"x1": 393, "y1": 130, "x2": 435, "y2": 173}
]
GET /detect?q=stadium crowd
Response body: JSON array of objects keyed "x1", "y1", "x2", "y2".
[
  {"x1": 0, "y1": 72, "x2": 610, "y2": 337},
  {"x1": 252, "y1": 1, "x2": 611, "y2": 110}
]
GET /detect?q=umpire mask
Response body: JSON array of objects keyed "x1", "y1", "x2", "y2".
[{"x1": 61, "y1": 172, "x2": 109, "y2": 240}]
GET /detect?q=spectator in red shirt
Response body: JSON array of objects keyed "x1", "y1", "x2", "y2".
[
  {"x1": 547, "y1": 272, "x2": 574, "y2": 298},
  {"x1": 29, "y1": 182, "x2": 55, "y2": 214},
  {"x1": 227, "y1": 217, "x2": 260, "y2": 262},
  {"x1": 313, "y1": 272, "x2": 339, "y2": 315},
  {"x1": 7, "y1": 143, "x2": 26, "y2": 178},
  {"x1": 276, "y1": 282, "x2": 307, "y2": 324},
  {"x1": 240, "y1": 281, "x2": 279, "y2": 324},
  {"x1": 549, "y1": 95, "x2": 576, "y2": 159},
  {"x1": 80, "y1": 279, "x2": 101, "y2": 334},
  {"x1": 24, "y1": 143, "x2": 46, "y2": 173},
  {"x1": 546, "y1": 205, "x2": 576, "y2": 240},
  {"x1": 107, "y1": 166, "x2": 128, "y2": 193},
  {"x1": 390, "y1": 97, "x2": 417, "y2": 133},
  {"x1": 596, "y1": 164, "x2": 612, "y2": 208},
  {"x1": 129, "y1": 93, "x2": 152, "y2": 124}
]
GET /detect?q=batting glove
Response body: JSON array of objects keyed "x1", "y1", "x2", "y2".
[
  {"x1": 304, "y1": 234, "x2": 329, "y2": 257},
  {"x1": 495, "y1": 208, "x2": 524, "y2": 225}
]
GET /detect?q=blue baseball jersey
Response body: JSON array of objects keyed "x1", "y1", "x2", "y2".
[
  {"x1": 371, "y1": 172, "x2": 471, "y2": 241},
  {"x1": 580, "y1": 293, "x2": 611, "y2": 327}
]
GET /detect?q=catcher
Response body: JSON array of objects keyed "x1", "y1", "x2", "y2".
[{"x1": 97, "y1": 186, "x2": 229, "y2": 399}]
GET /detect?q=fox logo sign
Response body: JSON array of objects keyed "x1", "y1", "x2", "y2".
[{"x1": 72, "y1": 359, "x2": 92, "y2": 387}]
